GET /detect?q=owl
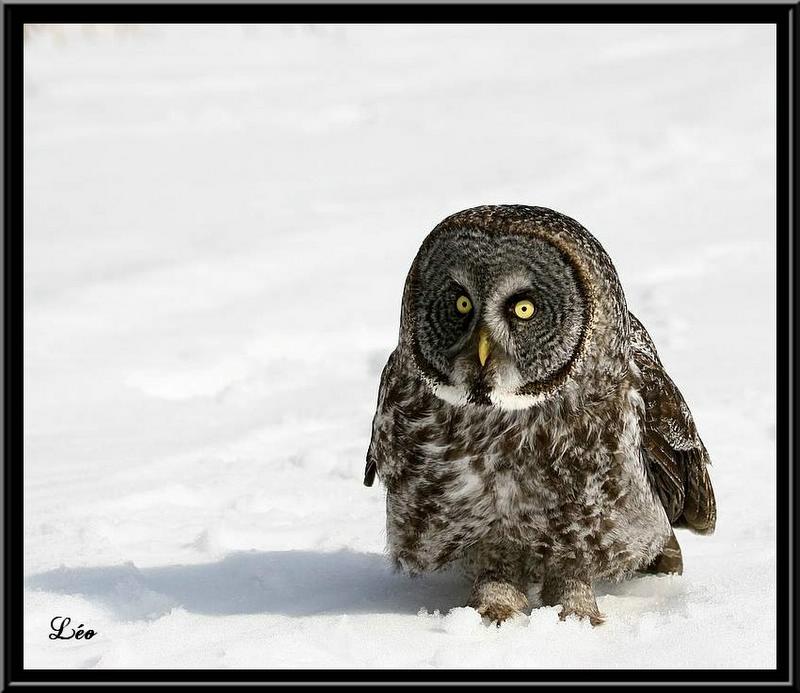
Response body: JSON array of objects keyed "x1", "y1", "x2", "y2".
[{"x1": 364, "y1": 205, "x2": 716, "y2": 625}]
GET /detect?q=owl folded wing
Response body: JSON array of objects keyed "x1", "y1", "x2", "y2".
[
  {"x1": 364, "y1": 350, "x2": 399, "y2": 487},
  {"x1": 630, "y1": 313, "x2": 717, "y2": 534}
]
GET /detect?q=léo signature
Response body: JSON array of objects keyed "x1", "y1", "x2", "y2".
[{"x1": 49, "y1": 616, "x2": 97, "y2": 640}]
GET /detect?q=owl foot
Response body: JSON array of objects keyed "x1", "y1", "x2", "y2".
[
  {"x1": 557, "y1": 603, "x2": 605, "y2": 626},
  {"x1": 467, "y1": 579, "x2": 529, "y2": 625},
  {"x1": 541, "y1": 576, "x2": 604, "y2": 627}
]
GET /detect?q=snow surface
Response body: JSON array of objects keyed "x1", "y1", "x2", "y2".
[{"x1": 23, "y1": 24, "x2": 776, "y2": 670}]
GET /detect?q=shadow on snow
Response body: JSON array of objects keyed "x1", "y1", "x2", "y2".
[{"x1": 26, "y1": 549, "x2": 471, "y2": 622}]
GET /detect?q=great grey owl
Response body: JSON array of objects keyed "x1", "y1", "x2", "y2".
[{"x1": 364, "y1": 205, "x2": 716, "y2": 625}]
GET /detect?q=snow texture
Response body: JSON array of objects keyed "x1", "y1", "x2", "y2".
[{"x1": 23, "y1": 24, "x2": 776, "y2": 669}]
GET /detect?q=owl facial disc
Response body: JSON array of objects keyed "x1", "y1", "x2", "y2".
[{"x1": 407, "y1": 222, "x2": 589, "y2": 410}]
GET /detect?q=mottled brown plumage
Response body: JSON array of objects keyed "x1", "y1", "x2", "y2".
[{"x1": 364, "y1": 205, "x2": 716, "y2": 625}]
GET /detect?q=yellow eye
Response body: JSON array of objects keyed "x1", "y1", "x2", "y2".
[
  {"x1": 455, "y1": 295, "x2": 472, "y2": 314},
  {"x1": 514, "y1": 299, "x2": 535, "y2": 319}
]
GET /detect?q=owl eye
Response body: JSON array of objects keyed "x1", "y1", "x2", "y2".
[
  {"x1": 455, "y1": 295, "x2": 473, "y2": 315},
  {"x1": 513, "y1": 299, "x2": 535, "y2": 320}
]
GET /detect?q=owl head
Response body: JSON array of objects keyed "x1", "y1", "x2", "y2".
[{"x1": 400, "y1": 205, "x2": 629, "y2": 410}]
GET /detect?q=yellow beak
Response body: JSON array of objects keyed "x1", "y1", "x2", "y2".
[{"x1": 478, "y1": 328, "x2": 492, "y2": 367}]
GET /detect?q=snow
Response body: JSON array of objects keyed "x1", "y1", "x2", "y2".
[{"x1": 23, "y1": 24, "x2": 776, "y2": 670}]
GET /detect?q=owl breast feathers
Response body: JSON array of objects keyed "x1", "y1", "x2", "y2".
[{"x1": 364, "y1": 205, "x2": 716, "y2": 625}]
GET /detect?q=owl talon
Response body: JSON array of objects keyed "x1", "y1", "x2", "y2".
[{"x1": 558, "y1": 605, "x2": 605, "y2": 626}]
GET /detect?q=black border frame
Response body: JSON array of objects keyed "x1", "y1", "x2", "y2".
[{"x1": 3, "y1": 4, "x2": 797, "y2": 688}]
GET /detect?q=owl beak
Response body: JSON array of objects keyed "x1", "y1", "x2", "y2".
[{"x1": 477, "y1": 328, "x2": 492, "y2": 367}]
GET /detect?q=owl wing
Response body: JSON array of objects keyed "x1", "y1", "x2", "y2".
[
  {"x1": 364, "y1": 349, "x2": 400, "y2": 487},
  {"x1": 630, "y1": 313, "x2": 717, "y2": 534}
]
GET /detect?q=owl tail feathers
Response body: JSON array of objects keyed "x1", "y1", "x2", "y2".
[{"x1": 363, "y1": 457, "x2": 377, "y2": 487}]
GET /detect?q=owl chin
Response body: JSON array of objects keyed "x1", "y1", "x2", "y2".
[
  {"x1": 431, "y1": 380, "x2": 550, "y2": 411},
  {"x1": 488, "y1": 388, "x2": 551, "y2": 411}
]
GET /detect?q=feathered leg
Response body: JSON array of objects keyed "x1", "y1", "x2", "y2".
[
  {"x1": 462, "y1": 541, "x2": 532, "y2": 624},
  {"x1": 540, "y1": 572, "x2": 604, "y2": 626}
]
